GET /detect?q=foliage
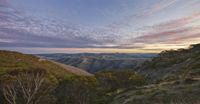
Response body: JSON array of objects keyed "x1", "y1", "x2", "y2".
[
  {"x1": 0, "y1": 50, "x2": 74, "y2": 78},
  {"x1": 1, "y1": 70, "x2": 56, "y2": 104},
  {"x1": 139, "y1": 43, "x2": 200, "y2": 82},
  {"x1": 55, "y1": 76, "x2": 99, "y2": 104},
  {"x1": 1, "y1": 43, "x2": 200, "y2": 104},
  {"x1": 95, "y1": 70, "x2": 145, "y2": 91}
]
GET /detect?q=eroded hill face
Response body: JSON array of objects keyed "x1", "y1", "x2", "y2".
[{"x1": 39, "y1": 53, "x2": 156, "y2": 73}]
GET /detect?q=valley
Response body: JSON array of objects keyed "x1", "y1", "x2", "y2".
[
  {"x1": 39, "y1": 53, "x2": 156, "y2": 73},
  {"x1": 0, "y1": 43, "x2": 200, "y2": 104}
]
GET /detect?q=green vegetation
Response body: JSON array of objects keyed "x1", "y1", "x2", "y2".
[
  {"x1": 55, "y1": 76, "x2": 99, "y2": 104},
  {"x1": 0, "y1": 50, "x2": 74, "y2": 78},
  {"x1": 0, "y1": 50, "x2": 145, "y2": 104},
  {"x1": 110, "y1": 43, "x2": 200, "y2": 104},
  {"x1": 96, "y1": 70, "x2": 145, "y2": 91},
  {"x1": 139, "y1": 44, "x2": 200, "y2": 82},
  {"x1": 0, "y1": 43, "x2": 200, "y2": 104},
  {"x1": 111, "y1": 79, "x2": 200, "y2": 104}
]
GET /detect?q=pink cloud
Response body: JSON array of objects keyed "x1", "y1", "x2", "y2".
[
  {"x1": 170, "y1": 33, "x2": 200, "y2": 43},
  {"x1": 155, "y1": 13, "x2": 200, "y2": 30},
  {"x1": 134, "y1": 28, "x2": 197, "y2": 43},
  {"x1": 138, "y1": 0, "x2": 180, "y2": 16},
  {"x1": 150, "y1": 0, "x2": 178, "y2": 14},
  {"x1": 133, "y1": 13, "x2": 200, "y2": 44}
]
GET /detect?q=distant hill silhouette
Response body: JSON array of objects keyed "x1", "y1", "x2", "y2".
[{"x1": 39, "y1": 53, "x2": 156, "y2": 73}]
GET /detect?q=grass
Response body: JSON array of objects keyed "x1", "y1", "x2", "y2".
[
  {"x1": 111, "y1": 80, "x2": 200, "y2": 104},
  {"x1": 0, "y1": 50, "x2": 74, "y2": 79}
]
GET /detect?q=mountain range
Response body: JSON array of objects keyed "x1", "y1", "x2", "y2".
[
  {"x1": 0, "y1": 44, "x2": 200, "y2": 104},
  {"x1": 38, "y1": 53, "x2": 156, "y2": 73}
]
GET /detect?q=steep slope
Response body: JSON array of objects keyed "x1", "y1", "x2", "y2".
[
  {"x1": 138, "y1": 44, "x2": 200, "y2": 82},
  {"x1": 111, "y1": 79, "x2": 200, "y2": 104},
  {"x1": 110, "y1": 44, "x2": 200, "y2": 104},
  {"x1": 0, "y1": 50, "x2": 92, "y2": 77}
]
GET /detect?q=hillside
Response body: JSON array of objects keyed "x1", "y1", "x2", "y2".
[
  {"x1": 111, "y1": 80, "x2": 200, "y2": 104},
  {"x1": 110, "y1": 44, "x2": 200, "y2": 104},
  {"x1": 39, "y1": 53, "x2": 155, "y2": 73},
  {"x1": 1, "y1": 44, "x2": 200, "y2": 104},
  {"x1": 138, "y1": 44, "x2": 200, "y2": 82},
  {"x1": 0, "y1": 50, "x2": 91, "y2": 77},
  {"x1": 0, "y1": 50, "x2": 95, "y2": 104}
]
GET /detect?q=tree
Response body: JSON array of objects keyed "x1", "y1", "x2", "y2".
[
  {"x1": 56, "y1": 76, "x2": 99, "y2": 104},
  {"x1": 3, "y1": 81, "x2": 17, "y2": 104},
  {"x1": 95, "y1": 70, "x2": 145, "y2": 91},
  {"x1": 2, "y1": 71, "x2": 55, "y2": 104}
]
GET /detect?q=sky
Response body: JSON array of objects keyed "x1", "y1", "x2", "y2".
[{"x1": 0, "y1": 0, "x2": 200, "y2": 53}]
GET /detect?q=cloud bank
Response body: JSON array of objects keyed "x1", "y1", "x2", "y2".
[{"x1": 0, "y1": 0, "x2": 200, "y2": 53}]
